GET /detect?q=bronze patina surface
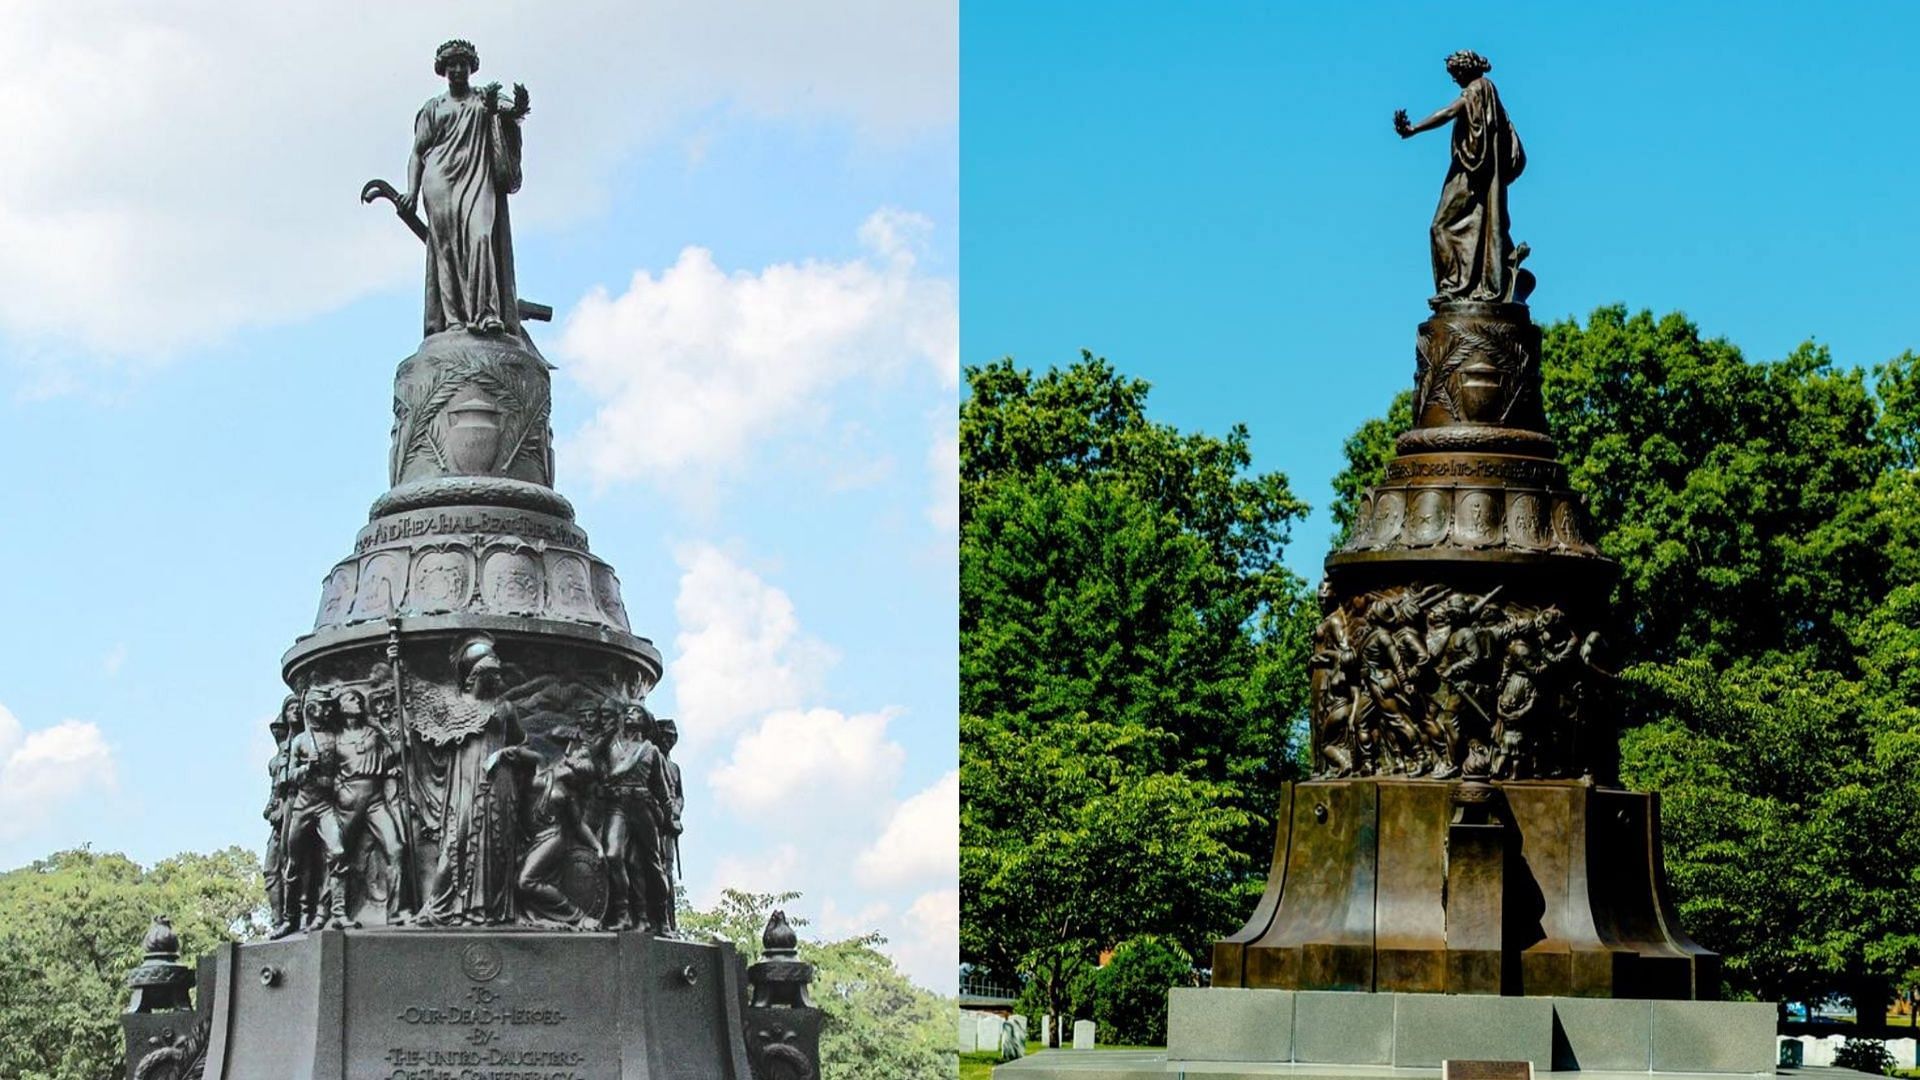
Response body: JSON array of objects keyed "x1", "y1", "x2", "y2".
[{"x1": 1216, "y1": 51, "x2": 1715, "y2": 999}]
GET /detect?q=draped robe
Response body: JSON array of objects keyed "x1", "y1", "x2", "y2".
[
  {"x1": 413, "y1": 90, "x2": 523, "y2": 337},
  {"x1": 1430, "y1": 77, "x2": 1525, "y2": 302}
]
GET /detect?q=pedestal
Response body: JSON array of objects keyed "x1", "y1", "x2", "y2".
[
  {"x1": 194, "y1": 930, "x2": 756, "y2": 1079},
  {"x1": 1213, "y1": 779, "x2": 1718, "y2": 999}
]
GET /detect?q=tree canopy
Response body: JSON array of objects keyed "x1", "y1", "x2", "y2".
[
  {"x1": 0, "y1": 846, "x2": 265, "y2": 1080},
  {"x1": 959, "y1": 354, "x2": 1315, "y2": 1021},
  {"x1": 1331, "y1": 306, "x2": 1920, "y2": 1012},
  {"x1": 682, "y1": 889, "x2": 955, "y2": 1080}
]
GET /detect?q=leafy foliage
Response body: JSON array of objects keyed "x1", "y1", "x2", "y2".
[
  {"x1": 1329, "y1": 305, "x2": 1920, "y2": 1011},
  {"x1": 683, "y1": 888, "x2": 956, "y2": 1080},
  {"x1": 1833, "y1": 1037, "x2": 1896, "y2": 1075},
  {"x1": 0, "y1": 847, "x2": 266, "y2": 1080},
  {"x1": 1082, "y1": 935, "x2": 1194, "y2": 1046},
  {"x1": 960, "y1": 353, "x2": 1314, "y2": 1019}
]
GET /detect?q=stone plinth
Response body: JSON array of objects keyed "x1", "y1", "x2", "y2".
[
  {"x1": 988, "y1": 990, "x2": 1778, "y2": 1077},
  {"x1": 195, "y1": 929, "x2": 755, "y2": 1079}
]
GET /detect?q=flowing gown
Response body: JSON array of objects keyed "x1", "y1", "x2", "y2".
[
  {"x1": 415, "y1": 696, "x2": 527, "y2": 924},
  {"x1": 413, "y1": 89, "x2": 523, "y2": 337},
  {"x1": 1430, "y1": 77, "x2": 1526, "y2": 303}
]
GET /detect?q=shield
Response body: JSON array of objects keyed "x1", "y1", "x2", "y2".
[
  {"x1": 409, "y1": 547, "x2": 474, "y2": 613},
  {"x1": 350, "y1": 552, "x2": 406, "y2": 620},
  {"x1": 1505, "y1": 492, "x2": 1550, "y2": 550},
  {"x1": 1551, "y1": 498, "x2": 1588, "y2": 550},
  {"x1": 316, "y1": 563, "x2": 358, "y2": 628},
  {"x1": 1407, "y1": 489, "x2": 1450, "y2": 547},
  {"x1": 1453, "y1": 490, "x2": 1500, "y2": 548},
  {"x1": 1347, "y1": 495, "x2": 1376, "y2": 550},
  {"x1": 559, "y1": 846, "x2": 609, "y2": 924},
  {"x1": 1371, "y1": 490, "x2": 1406, "y2": 546}
]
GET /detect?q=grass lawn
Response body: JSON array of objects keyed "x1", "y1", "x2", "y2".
[{"x1": 961, "y1": 1042, "x2": 1167, "y2": 1079}]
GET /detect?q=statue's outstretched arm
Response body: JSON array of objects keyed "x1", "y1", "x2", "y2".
[{"x1": 1394, "y1": 97, "x2": 1462, "y2": 139}]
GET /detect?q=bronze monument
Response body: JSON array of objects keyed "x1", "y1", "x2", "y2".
[
  {"x1": 1215, "y1": 50, "x2": 1718, "y2": 1001},
  {"x1": 123, "y1": 39, "x2": 823, "y2": 1080}
]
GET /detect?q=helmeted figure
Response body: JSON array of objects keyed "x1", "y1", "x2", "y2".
[
  {"x1": 414, "y1": 635, "x2": 541, "y2": 925},
  {"x1": 1309, "y1": 592, "x2": 1365, "y2": 776},
  {"x1": 399, "y1": 39, "x2": 530, "y2": 338}
]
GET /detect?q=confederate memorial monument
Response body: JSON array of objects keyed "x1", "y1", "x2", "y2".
[
  {"x1": 119, "y1": 39, "x2": 823, "y2": 1080},
  {"x1": 1003, "y1": 51, "x2": 1776, "y2": 1076}
]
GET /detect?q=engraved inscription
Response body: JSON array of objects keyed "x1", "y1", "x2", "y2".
[
  {"x1": 384, "y1": 985, "x2": 589, "y2": 1080},
  {"x1": 1386, "y1": 457, "x2": 1559, "y2": 483},
  {"x1": 356, "y1": 508, "x2": 586, "y2": 555}
]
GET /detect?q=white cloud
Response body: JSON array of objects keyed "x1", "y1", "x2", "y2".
[
  {"x1": 709, "y1": 707, "x2": 905, "y2": 819},
  {"x1": 0, "y1": 702, "x2": 116, "y2": 841},
  {"x1": 669, "y1": 544, "x2": 837, "y2": 748},
  {"x1": 699, "y1": 843, "x2": 803, "y2": 910},
  {"x1": 557, "y1": 209, "x2": 958, "y2": 493},
  {"x1": 856, "y1": 770, "x2": 957, "y2": 888},
  {"x1": 0, "y1": 1, "x2": 954, "y2": 359},
  {"x1": 926, "y1": 423, "x2": 959, "y2": 533},
  {"x1": 894, "y1": 888, "x2": 959, "y2": 993}
]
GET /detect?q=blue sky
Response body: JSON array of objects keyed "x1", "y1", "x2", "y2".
[
  {"x1": 0, "y1": 2, "x2": 956, "y2": 990},
  {"x1": 964, "y1": 2, "x2": 1920, "y2": 574}
]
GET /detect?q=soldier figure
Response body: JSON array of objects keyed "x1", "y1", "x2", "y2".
[
  {"x1": 281, "y1": 690, "x2": 353, "y2": 933},
  {"x1": 604, "y1": 703, "x2": 671, "y2": 931},
  {"x1": 1310, "y1": 594, "x2": 1364, "y2": 776},
  {"x1": 1359, "y1": 597, "x2": 1431, "y2": 775},
  {"x1": 264, "y1": 697, "x2": 299, "y2": 937},
  {"x1": 333, "y1": 687, "x2": 414, "y2": 924},
  {"x1": 655, "y1": 719, "x2": 684, "y2": 933}
]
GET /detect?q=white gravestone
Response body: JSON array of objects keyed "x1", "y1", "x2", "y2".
[
  {"x1": 978, "y1": 1017, "x2": 1003, "y2": 1051},
  {"x1": 1073, "y1": 1019, "x2": 1096, "y2": 1050},
  {"x1": 1889, "y1": 1037, "x2": 1918, "y2": 1067},
  {"x1": 957, "y1": 1013, "x2": 977, "y2": 1053},
  {"x1": 1040, "y1": 1014, "x2": 1053, "y2": 1047}
]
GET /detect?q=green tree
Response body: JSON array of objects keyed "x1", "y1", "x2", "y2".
[
  {"x1": 682, "y1": 888, "x2": 955, "y2": 1080},
  {"x1": 0, "y1": 846, "x2": 265, "y2": 1080},
  {"x1": 960, "y1": 354, "x2": 1314, "y2": 1030},
  {"x1": 1327, "y1": 305, "x2": 1920, "y2": 1010},
  {"x1": 1083, "y1": 935, "x2": 1194, "y2": 1046}
]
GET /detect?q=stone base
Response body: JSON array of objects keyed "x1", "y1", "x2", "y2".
[
  {"x1": 996, "y1": 1048, "x2": 1847, "y2": 1079},
  {"x1": 194, "y1": 928, "x2": 757, "y2": 1079},
  {"x1": 1156, "y1": 989, "x2": 1773, "y2": 1073}
]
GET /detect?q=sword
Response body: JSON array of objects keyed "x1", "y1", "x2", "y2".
[{"x1": 359, "y1": 178, "x2": 554, "y2": 323}]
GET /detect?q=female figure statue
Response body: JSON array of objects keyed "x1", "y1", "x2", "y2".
[
  {"x1": 399, "y1": 39, "x2": 530, "y2": 338},
  {"x1": 1394, "y1": 51, "x2": 1528, "y2": 304},
  {"x1": 413, "y1": 635, "x2": 541, "y2": 924}
]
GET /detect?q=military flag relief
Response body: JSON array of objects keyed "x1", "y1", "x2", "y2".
[{"x1": 119, "y1": 39, "x2": 825, "y2": 1080}]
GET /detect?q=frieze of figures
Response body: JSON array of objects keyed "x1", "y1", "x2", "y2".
[
  {"x1": 265, "y1": 633, "x2": 683, "y2": 934},
  {"x1": 1309, "y1": 581, "x2": 1612, "y2": 781}
]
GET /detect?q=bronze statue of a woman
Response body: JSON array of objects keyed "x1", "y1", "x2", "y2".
[
  {"x1": 399, "y1": 39, "x2": 530, "y2": 338},
  {"x1": 1394, "y1": 50, "x2": 1530, "y2": 305}
]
